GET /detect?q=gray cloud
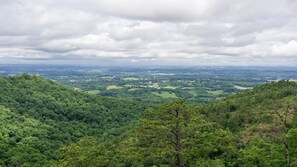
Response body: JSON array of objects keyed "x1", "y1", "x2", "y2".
[{"x1": 0, "y1": 0, "x2": 297, "y2": 66}]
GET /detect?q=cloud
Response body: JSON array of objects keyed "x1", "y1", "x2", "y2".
[
  {"x1": 0, "y1": 0, "x2": 297, "y2": 66},
  {"x1": 94, "y1": 0, "x2": 210, "y2": 22},
  {"x1": 271, "y1": 40, "x2": 297, "y2": 57}
]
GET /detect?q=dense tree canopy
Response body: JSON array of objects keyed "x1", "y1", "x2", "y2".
[
  {"x1": 1, "y1": 74, "x2": 297, "y2": 166},
  {"x1": 0, "y1": 74, "x2": 146, "y2": 166},
  {"x1": 58, "y1": 100, "x2": 235, "y2": 166},
  {"x1": 58, "y1": 80, "x2": 297, "y2": 166}
]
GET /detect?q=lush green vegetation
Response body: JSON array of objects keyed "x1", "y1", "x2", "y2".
[
  {"x1": 0, "y1": 74, "x2": 146, "y2": 166},
  {"x1": 198, "y1": 80, "x2": 297, "y2": 166},
  {"x1": 1, "y1": 72, "x2": 297, "y2": 166},
  {"x1": 57, "y1": 81, "x2": 297, "y2": 167},
  {"x1": 3, "y1": 65, "x2": 297, "y2": 104}
]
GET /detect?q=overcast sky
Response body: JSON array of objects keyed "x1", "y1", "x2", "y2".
[{"x1": 0, "y1": 0, "x2": 297, "y2": 66}]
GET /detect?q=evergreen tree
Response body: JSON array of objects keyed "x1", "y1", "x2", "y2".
[{"x1": 125, "y1": 99, "x2": 234, "y2": 166}]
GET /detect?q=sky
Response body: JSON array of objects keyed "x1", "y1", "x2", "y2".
[{"x1": 0, "y1": 0, "x2": 297, "y2": 66}]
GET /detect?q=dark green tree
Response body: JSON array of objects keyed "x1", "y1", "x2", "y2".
[{"x1": 124, "y1": 99, "x2": 234, "y2": 166}]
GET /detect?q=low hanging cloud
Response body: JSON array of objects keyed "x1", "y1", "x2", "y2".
[{"x1": 0, "y1": 0, "x2": 297, "y2": 66}]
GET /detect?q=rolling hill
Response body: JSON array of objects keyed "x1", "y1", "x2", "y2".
[
  {"x1": 58, "y1": 80, "x2": 297, "y2": 166},
  {"x1": 0, "y1": 74, "x2": 296, "y2": 166},
  {"x1": 0, "y1": 74, "x2": 146, "y2": 166}
]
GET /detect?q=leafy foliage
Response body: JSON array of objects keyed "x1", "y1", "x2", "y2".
[
  {"x1": 0, "y1": 74, "x2": 146, "y2": 166},
  {"x1": 58, "y1": 100, "x2": 235, "y2": 166},
  {"x1": 1, "y1": 74, "x2": 297, "y2": 166}
]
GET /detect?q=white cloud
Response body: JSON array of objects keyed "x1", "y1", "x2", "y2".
[
  {"x1": 271, "y1": 40, "x2": 297, "y2": 57},
  {"x1": 0, "y1": 0, "x2": 297, "y2": 66},
  {"x1": 94, "y1": 0, "x2": 210, "y2": 21}
]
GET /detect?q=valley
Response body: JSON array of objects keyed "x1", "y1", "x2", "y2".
[
  {"x1": 1, "y1": 65, "x2": 297, "y2": 104},
  {"x1": 0, "y1": 65, "x2": 297, "y2": 166}
]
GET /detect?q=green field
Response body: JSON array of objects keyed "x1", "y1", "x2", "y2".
[
  {"x1": 234, "y1": 85, "x2": 252, "y2": 90},
  {"x1": 207, "y1": 90, "x2": 224, "y2": 95},
  {"x1": 123, "y1": 77, "x2": 139, "y2": 81},
  {"x1": 107, "y1": 85, "x2": 122, "y2": 90},
  {"x1": 152, "y1": 91, "x2": 177, "y2": 98},
  {"x1": 163, "y1": 86, "x2": 177, "y2": 89},
  {"x1": 85, "y1": 90, "x2": 100, "y2": 95}
]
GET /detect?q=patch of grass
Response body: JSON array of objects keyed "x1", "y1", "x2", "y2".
[
  {"x1": 106, "y1": 85, "x2": 122, "y2": 90},
  {"x1": 128, "y1": 88, "x2": 141, "y2": 91},
  {"x1": 123, "y1": 77, "x2": 139, "y2": 81},
  {"x1": 149, "y1": 83, "x2": 160, "y2": 89},
  {"x1": 207, "y1": 90, "x2": 224, "y2": 95},
  {"x1": 101, "y1": 76, "x2": 115, "y2": 79},
  {"x1": 152, "y1": 91, "x2": 177, "y2": 98},
  {"x1": 123, "y1": 84, "x2": 134, "y2": 88},
  {"x1": 163, "y1": 86, "x2": 177, "y2": 89},
  {"x1": 188, "y1": 90, "x2": 197, "y2": 96},
  {"x1": 73, "y1": 87, "x2": 82, "y2": 91},
  {"x1": 182, "y1": 87, "x2": 195, "y2": 90},
  {"x1": 234, "y1": 85, "x2": 252, "y2": 90},
  {"x1": 85, "y1": 90, "x2": 100, "y2": 95}
]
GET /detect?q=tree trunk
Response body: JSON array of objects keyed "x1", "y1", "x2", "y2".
[
  {"x1": 173, "y1": 108, "x2": 183, "y2": 167},
  {"x1": 175, "y1": 122, "x2": 183, "y2": 167},
  {"x1": 284, "y1": 140, "x2": 290, "y2": 167},
  {"x1": 273, "y1": 107, "x2": 291, "y2": 167}
]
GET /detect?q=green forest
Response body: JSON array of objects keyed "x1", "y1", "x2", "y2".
[{"x1": 0, "y1": 74, "x2": 297, "y2": 167}]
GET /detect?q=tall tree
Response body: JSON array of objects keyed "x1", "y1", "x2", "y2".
[
  {"x1": 273, "y1": 106, "x2": 295, "y2": 167},
  {"x1": 135, "y1": 99, "x2": 187, "y2": 166},
  {"x1": 128, "y1": 99, "x2": 234, "y2": 166}
]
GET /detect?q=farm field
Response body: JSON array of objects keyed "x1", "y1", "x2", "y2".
[{"x1": 1, "y1": 65, "x2": 297, "y2": 104}]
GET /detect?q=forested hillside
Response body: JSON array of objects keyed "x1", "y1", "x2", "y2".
[
  {"x1": 0, "y1": 74, "x2": 146, "y2": 166},
  {"x1": 198, "y1": 80, "x2": 297, "y2": 166},
  {"x1": 0, "y1": 74, "x2": 297, "y2": 166},
  {"x1": 58, "y1": 81, "x2": 297, "y2": 167}
]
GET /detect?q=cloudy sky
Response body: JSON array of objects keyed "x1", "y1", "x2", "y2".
[{"x1": 0, "y1": 0, "x2": 297, "y2": 66}]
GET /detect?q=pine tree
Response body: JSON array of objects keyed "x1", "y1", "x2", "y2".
[{"x1": 129, "y1": 99, "x2": 234, "y2": 166}]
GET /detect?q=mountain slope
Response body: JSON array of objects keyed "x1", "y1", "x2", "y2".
[
  {"x1": 199, "y1": 80, "x2": 297, "y2": 166},
  {"x1": 200, "y1": 80, "x2": 297, "y2": 131},
  {"x1": 58, "y1": 80, "x2": 297, "y2": 166},
  {"x1": 0, "y1": 105, "x2": 52, "y2": 166},
  {"x1": 0, "y1": 74, "x2": 146, "y2": 166},
  {"x1": 1, "y1": 75, "x2": 296, "y2": 166}
]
